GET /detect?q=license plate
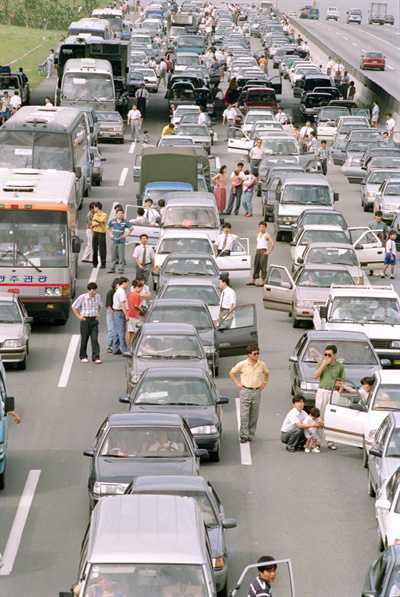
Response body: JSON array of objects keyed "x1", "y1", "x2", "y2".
[
  {"x1": 394, "y1": 360, "x2": 400, "y2": 365},
  {"x1": 102, "y1": 133, "x2": 110, "y2": 137},
  {"x1": 285, "y1": 221, "x2": 291, "y2": 225}
]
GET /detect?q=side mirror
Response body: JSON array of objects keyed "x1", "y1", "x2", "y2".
[
  {"x1": 282, "y1": 281, "x2": 292, "y2": 289},
  {"x1": 136, "y1": 193, "x2": 141, "y2": 199},
  {"x1": 350, "y1": 403, "x2": 365, "y2": 412},
  {"x1": 5, "y1": 396, "x2": 15, "y2": 414},
  {"x1": 119, "y1": 395, "x2": 131, "y2": 404},
  {"x1": 222, "y1": 518, "x2": 237, "y2": 529},
  {"x1": 369, "y1": 446, "x2": 382, "y2": 458},
  {"x1": 216, "y1": 396, "x2": 229, "y2": 405},
  {"x1": 375, "y1": 499, "x2": 390, "y2": 511},
  {"x1": 355, "y1": 244, "x2": 363, "y2": 250},
  {"x1": 74, "y1": 166, "x2": 82, "y2": 178},
  {"x1": 72, "y1": 236, "x2": 82, "y2": 254},
  {"x1": 123, "y1": 351, "x2": 133, "y2": 358},
  {"x1": 333, "y1": 192, "x2": 339, "y2": 202},
  {"x1": 289, "y1": 355, "x2": 298, "y2": 363},
  {"x1": 83, "y1": 448, "x2": 95, "y2": 457},
  {"x1": 152, "y1": 270, "x2": 159, "y2": 277},
  {"x1": 380, "y1": 359, "x2": 391, "y2": 368},
  {"x1": 297, "y1": 257, "x2": 304, "y2": 264},
  {"x1": 24, "y1": 317, "x2": 33, "y2": 324},
  {"x1": 319, "y1": 306, "x2": 328, "y2": 319},
  {"x1": 289, "y1": 241, "x2": 296, "y2": 246},
  {"x1": 196, "y1": 448, "x2": 208, "y2": 458}
]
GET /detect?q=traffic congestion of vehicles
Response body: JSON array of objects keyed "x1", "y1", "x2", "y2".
[{"x1": 1, "y1": 0, "x2": 400, "y2": 595}]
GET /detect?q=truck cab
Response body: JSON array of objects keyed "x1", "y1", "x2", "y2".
[{"x1": 326, "y1": 7, "x2": 340, "y2": 20}]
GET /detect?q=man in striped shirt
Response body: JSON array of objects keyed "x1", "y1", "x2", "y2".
[
  {"x1": 316, "y1": 140, "x2": 331, "y2": 176},
  {"x1": 248, "y1": 556, "x2": 277, "y2": 597},
  {"x1": 72, "y1": 283, "x2": 103, "y2": 364}
]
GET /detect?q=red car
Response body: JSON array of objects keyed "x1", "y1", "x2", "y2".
[{"x1": 360, "y1": 52, "x2": 386, "y2": 71}]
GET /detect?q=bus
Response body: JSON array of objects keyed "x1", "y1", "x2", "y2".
[
  {"x1": 0, "y1": 106, "x2": 89, "y2": 208},
  {"x1": 0, "y1": 168, "x2": 82, "y2": 323},
  {"x1": 61, "y1": 58, "x2": 116, "y2": 112},
  {"x1": 68, "y1": 18, "x2": 112, "y2": 40},
  {"x1": 92, "y1": 8, "x2": 123, "y2": 39}
]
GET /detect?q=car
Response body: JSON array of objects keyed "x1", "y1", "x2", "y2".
[
  {"x1": 291, "y1": 208, "x2": 349, "y2": 238},
  {"x1": 288, "y1": 330, "x2": 385, "y2": 408},
  {"x1": 362, "y1": 545, "x2": 400, "y2": 596},
  {"x1": 374, "y1": 178, "x2": 400, "y2": 222},
  {"x1": 0, "y1": 357, "x2": 16, "y2": 489},
  {"x1": 242, "y1": 109, "x2": 275, "y2": 133},
  {"x1": 157, "y1": 135, "x2": 197, "y2": 148},
  {"x1": 176, "y1": 123, "x2": 213, "y2": 154},
  {"x1": 368, "y1": 412, "x2": 400, "y2": 498},
  {"x1": 0, "y1": 293, "x2": 32, "y2": 369},
  {"x1": 290, "y1": 225, "x2": 350, "y2": 271},
  {"x1": 96, "y1": 110, "x2": 124, "y2": 143},
  {"x1": 300, "y1": 242, "x2": 367, "y2": 284},
  {"x1": 361, "y1": 169, "x2": 400, "y2": 212},
  {"x1": 324, "y1": 370, "x2": 400, "y2": 467},
  {"x1": 299, "y1": 93, "x2": 333, "y2": 122},
  {"x1": 332, "y1": 116, "x2": 370, "y2": 143},
  {"x1": 120, "y1": 367, "x2": 228, "y2": 460},
  {"x1": 125, "y1": 475, "x2": 237, "y2": 595},
  {"x1": 171, "y1": 104, "x2": 203, "y2": 126},
  {"x1": 155, "y1": 252, "x2": 220, "y2": 291},
  {"x1": 361, "y1": 51, "x2": 386, "y2": 71},
  {"x1": 90, "y1": 146, "x2": 104, "y2": 186},
  {"x1": 160, "y1": 195, "x2": 222, "y2": 244},
  {"x1": 83, "y1": 412, "x2": 208, "y2": 511},
  {"x1": 263, "y1": 263, "x2": 355, "y2": 327},
  {"x1": 128, "y1": 69, "x2": 146, "y2": 96},
  {"x1": 391, "y1": 213, "x2": 400, "y2": 251},
  {"x1": 179, "y1": 111, "x2": 214, "y2": 139},
  {"x1": 134, "y1": 67, "x2": 159, "y2": 91},
  {"x1": 315, "y1": 106, "x2": 350, "y2": 138},
  {"x1": 376, "y1": 466, "x2": 400, "y2": 551},
  {"x1": 157, "y1": 279, "x2": 221, "y2": 323},
  {"x1": 384, "y1": 14, "x2": 395, "y2": 25}
]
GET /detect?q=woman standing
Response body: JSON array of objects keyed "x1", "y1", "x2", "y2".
[
  {"x1": 242, "y1": 170, "x2": 257, "y2": 217},
  {"x1": 212, "y1": 165, "x2": 227, "y2": 213}
]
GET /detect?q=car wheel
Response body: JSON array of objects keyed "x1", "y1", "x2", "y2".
[
  {"x1": 217, "y1": 577, "x2": 228, "y2": 597},
  {"x1": 362, "y1": 441, "x2": 368, "y2": 468},
  {"x1": 17, "y1": 354, "x2": 27, "y2": 370},
  {"x1": 120, "y1": 138, "x2": 124, "y2": 144},
  {"x1": 209, "y1": 443, "x2": 221, "y2": 463},
  {"x1": 363, "y1": 201, "x2": 369, "y2": 212},
  {"x1": 214, "y1": 365, "x2": 219, "y2": 377},
  {"x1": 368, "y1": 472, "x2": 376, "y2": 498}
]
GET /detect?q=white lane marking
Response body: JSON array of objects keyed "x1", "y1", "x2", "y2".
[
  {"x1": 387, "y1": 65, "x2": 394, "y2": 70},
  {"x1": 129, "y1": 141, "x2": 136, "y2": 154},
  {"x1": 88, "y1": 266, "x2": 99, "y2": 284},
  {"x1": 352, "y1": 42, "x2": 357, "y2": 46},
  {"x1": 213, "y1": 132, "x2": 218, "y2": 141},
  {"x1": 362, "y1": 48, "x2": 367, "y2": 53},
  {"x1": 118, "y1": 167, "x2": 129, "y2": 186},
  {"x1": 335, "y1": 31, "x2": 340, "y2": 36},
  {"x1": 0, "y1": 470, "x2": 41, "y2": 575},
  {"x1": 343, "y1": 36, "x2": 348, "y2": 40},
  {"x1": 58, "y1": 335, "x2": 80, "y2": 388},
  {"x1": 363, "y1": 30, "x2": 398, "y2": 49},
  {"x1": 215, "y1": 156, "x2": 221, "y2": 169},
  {"x1": 235, "y1": 398, "x2": 252, "y2": 465}
]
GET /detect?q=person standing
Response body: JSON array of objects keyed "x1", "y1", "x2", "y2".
[
  {"x1": 127, "y1": 104, "x2": 141, "y2": 141},
  {"x1": 162, "y1": 122, "x2": 175, "y2": 136},
  {"x1": 246, "y1": 221, "x2": 275, "y2": 287},
  {"x1": 198, "y1": 107, "x2": 208, "y2": 125},
  {"x1": 143, "y1": 197, "x2": 159, "y2": 224},
  {"x1": 308, "y1": 131, "x2": 318, "y2": 154},
  {"x1": 371, "y1": 101, "x2": 379, "y2": 128},
  {"x1": 248, "y1": 556, "x2": 277, "y2": 597},
  {"x1": 135, "y1": 83, "x2": 149, "y2": 118},
  {"x1": 258, "y1": 54, "x2": 268, "y2": 76},
  {"x1": 1, "y1": 92, "x2": 11, "y2": 124},
  {"x1": 47, "y1": 49, "x2": 55, "y2": 78},
  {"x1": 386, "y1": 113, "x2": 395, "y2": 137},
  {"x1": 212, "y1": 165, "x2": 227, "y2": 213},
  {"x1": 10, "y1": 91, "x2": 21, "y2": 114},
  {"x1": 214, "y1": 223, "x2": 239, "y2": 256},
  {"x1": 126, "y1": 279, "x2": 143, "y2": 346},
  {"x1": 82, "y1": 202, "x2": 95, "y2": 263},
  {"x1": 158, "y1": 58, "x2": 168, "y2": 87},
  {"x1": 281, "y1": 396, "x2": 323, "y2": 452},
  {"x1": 368, "y1": 210, "x2": 388, "y2": 243},
  {"x1": 299, "y1": 120, "x2": 314, "y2": 142},
  {"x1": 107, "y1": 208, "x2": 133, "y2": 274},
  {"x1": 106, "y1": 278, "x2": 118, "y2": 353},
  {"x1": 135, "y1": 273, "x2": 151, "y2": 315},
  {"x1": 249, "y1": 139, "x2": 265, "y2": 177},
  {"x1": 72, "y1": 282, "x2": 103, "y2": 364},
  {"x1": 44, "y1": 96, "x2": 53, "y2": 107},
  {"x1": 229, "y1": 345, "x2": 269, "y2": 443},
  {"x1": 92, "y1": 202, "x2": 108, "y2": 269},
  {"x1": 222, "y1": 103, "x2": 236, "y2": 140},
  {"x1": 347, "y1": 81, "x2": 356, "y2": 101},
  {"x1": 313, "y1": 344, "x2": 345, "y2": 450},
  {"x1": 112, "y1": 277, "x2": 130, "y2": 355},
  {"x1": 133, "y1": 234, "x2": 155, "y2": 283},
  {"x1": 326, "y1": 56, "x2": 334, "y2": 76},
  {"x1": 218, "y1": 273, "x2": 236, "y2": 323},
  {"x1": 316, "y1": 140, "x2": 331, "y2": 175},
  {"x1": 225, "y1": 162, "x2": 245, "y2": 216},
  {"x1": 381, "y1": 229, "x2": 397, "y2": 279},
  {"x1": 242, "y1": 170, "x2": 257, "y2": 217}
]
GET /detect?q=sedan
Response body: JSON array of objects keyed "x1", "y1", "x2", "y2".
[
  {"x1": 361, "y1": 169, "x2": 400, "y2": 212},
  {"x1": 179, "y1": 112, "x2": 214, "y2": 141},
  {"x1": 134, "y1": 67, "x2": 159, "y2": 91},
  {"x1": 362, "y1": 545, "x2": 400, "y2": 596},
  {"x1": 125, "y1": 475, "x2": 237, "y2": 595},
  {"x1": 291, "y1": 208, "x2": 349, "y2": 238},
  {"x1": 376, "y1": 466, "x2": 400, "y2": 551},
  {"x1": 361, "y1": 51, "x2": 386, "y2": 71},
  {"x1": 368, "y1": 412, "x2": 400, "y2": 498},
  {"x1": 157, "y1": 279, "x2": 220, "y2": 323},
  {"x1": 120, "y1": 367, "x2": 228, "y2": 460},
  {"x1": 374, "y1": 179, "x2": 400, "y2": 222},
  {"x1": 176, "y1": 123, "x2": 212, "y2": 154},
  {"x1": 300, "y1": 239, "x2": 381, "y2": 279},
  {"x1": 83, "y1": 412, "x2": 207, "y2": 511},
  {"x1": 156, "y1": 253, "x2": 220, "y2": 291},
  {"x1": 96, "y1": 111, "x2": 124, "y2": 144},
  {"x1": 0, "y1": 293, "x2": 32, "y2": 369},
  {"x1": 90, "y1": 146, "x2": 103, "y2": 186},
  {"x1": 290, "y1": 225, "x2": 350, "y2": 271},
  {"x1": 288, "y1": 330, "x2": 385, "y2": 408}
]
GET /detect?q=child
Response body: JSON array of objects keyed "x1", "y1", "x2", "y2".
[
  {"x1": 381, "y1": 230, "x2": 397, "y2": 279},
  {"x1": 231, "y1": 170, "x2": 242, "y2": 195},
  {"x1": 142, "y1": 130, "x2": 152, "y2": 145},
  {"x1": 304, "y1": 407, "x2": 322, "y2": 453}
]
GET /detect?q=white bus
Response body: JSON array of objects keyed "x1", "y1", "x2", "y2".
[
  {"x1": 92, "y1": 8, "x2": 123, "y2": 39},
  {"x1": 0, "y1": 168, "x2": 82, "y2": 324},
  {"x1": 61, "y1": 58, "x2": 116, "y2": 112},
  {"x1": 68, "y1": 18, "x2": 112, "y2": 40}
]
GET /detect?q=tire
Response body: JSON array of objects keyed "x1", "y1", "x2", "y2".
[
  {"x1": 209, "y1": 443, "x2": 221, "y2": 463},
  {"x1": 0, "y1": 465, "x2": 5, "y2": 490},
  {"x1": 362, "y1": 441, "x2": 368, "y2": 468},
  {"x1": 214, "y1": 366, "x2": 219, "y2": 377},
  {"x1": 368, "y1": 472, "x2": 376, "y2": 498},
  {"x1": 17, "y1": 353, "x2": 27, "y2": 370},
  {"x1": 54, "y1": 318, "x2": 67, "y2": 325},
  {"x1": 120, "y1": 138, "x2": 124, "y2": 144},
  {"x1": 275, "y1": 230, "x2": 283, "y2": 242},
  {"x1": 363, "y1": 201, "x2": 369, "y2": 212}
]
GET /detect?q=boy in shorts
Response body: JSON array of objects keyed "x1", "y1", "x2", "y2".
[
  {"x1": 304, "y1": 407, "x2": 323, "y2": 453},
  {"x1": 381, "y1": 230, "x2": 397, "y2": 279}
]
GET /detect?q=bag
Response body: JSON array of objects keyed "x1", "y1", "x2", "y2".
[{"x1": 139, "y1": 305, "x2": 148, "y2": 315}]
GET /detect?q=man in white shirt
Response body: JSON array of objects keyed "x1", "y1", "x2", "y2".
[
  {"x1": 217, "y1": 274, "x2": 236, "y2": 323},
  {"x1": 222, "y1": 104, "x2": 236, "y2": 140},
  {"x1": 135, "y1": 83, "x2": 149, "y2": 118},
  {"x1": 10, "y1": 91, "x2": 21, "y2": 114},
  {"x1": 127, "y1": 104, "x2": 141, "y2": 141},
  {"x1": 332, "y1": 59, "x2": 344, "y2": 75},
  {"x1": 112, "y1": 277, "x2": 130, "y2": 354},
  {"x1": 249, "y1": 139, "x2": 265, "y2": 176},
  {"x1": 326, "y1": 56, "x2": 334, "y2": 76},
  {"x1": 44, "y1": 96, "x2": 53, "y2": 107},
  {"x1": 275, "y1": 108, "x2": 288, "y2": 124},
  {"x1": 159, "y1": 58, "x2": 167, "y2": 87},
  {"x1": 198, "y1": 107, "x2": 208, "y2": 125},
  {"x1": 386, "y1": 113, "x2": 396, "y2": 137},
  {"x1": 299, "y1": 121, "x2": 314, "y2": 140},
  {"x1": 214, "y1": 223, "x2": 239, "y2": 256},
  {"x1": 281, "y1": 396, "x2": 323, "y2": 452},
  {"x1": 143, "y1": 197, "x2": 159, "y2": 225},
  {"x1": 133, "y1": 234, "x2": 155, "y2": 283}
]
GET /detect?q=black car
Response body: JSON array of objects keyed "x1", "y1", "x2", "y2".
[
  {"x1": 84, "y1": 412, "x2": 207, "y2": 511},
  {"x1": 120, "y1": 367, "x2": 228, "y2": 461},
  {"x1": 362, "y1": 545, "x2": 400, "y2": 597},
  {"x1": 289, "y1": 330, "x2": 386, "y2": 408}
]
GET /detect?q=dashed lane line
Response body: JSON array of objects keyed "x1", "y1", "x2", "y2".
[
  {"x1": 118, "y1": 167, "x2": 129, "y2": 186},
  {"x1": 58, "y1": 335, "x2": 80, "y2": 388},
  {"x1": 129, "y1": 141, "x2": 136, "y2": 154}
]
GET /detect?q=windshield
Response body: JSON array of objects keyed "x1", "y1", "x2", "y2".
[
  {"x1": 0, "y1": 130, "x2": 73, "y2": 170},
  {"x1": 330, "y1": 298, "x2": 400, "y2": 324},
  {"x1": 373, "y1": 385, "x2": 400, "y2": 411},
  {"x1": 246, "y1": 113, "x2": 274, "y2": 124},
  {"x1": 282, "y1": 185, "x2": 331, "y2": 205},
  {"x1": 139, "y1": 489, "x2": 219, "y2": 527},
  {"x1": 158, "y1": 238, "x2": 211, "y2": 255},
  {"x1": 339, "y1": 124, "x2": 367, "y2": 134},
  {"x1": 385, "y1": 184, "x2": 400, "y2": 196},
  {"x1": 303, "y1": 340, "x2": 379, "y2": 365},
  {"x1": 84, "y1": 564, "x2": 208, "y2": 596},
  {"x1": 263, "y1": 140, "x2": 297, "y2": 155},
  {"x1": 386, "y1": 429, "x2": 400, "y2": 457},
  {"x1": 318, "y1": 108, "x2": 348, "y2": 120},
  {"x1": 164, "y1": 207, "x2": 218, "y2": 228},
  {"x1": 163, "y1": 257, "x2": 219, "y2": 277},
  {"x1": 159, "y1": 137, "x2": 195, "y2": 146},
  {"x1": 176, "y1": 37, "x2": 204, "y2": 48},
  {"x1": 297, "y1": 268, "x2": 353, "y2": 287},
  {"x1": 368, "y1": 171, "x2": 397, "y2": 184},
  {"x1": 148, "y1": 306, "x2": 212, "y2": 329},
  {"x1": 137, "y1": 333, "x2": 203, "y2": 359},
  {"x1": 96, "y1": 112, "x2": 122, "y2": 123},
  {"x1": 298, "y1": 230, "x2": 348, "y2": 245},
  {"x1": 100, "y1": 426, "x2": 191, "y2": 457},
  {"x1": 178, "y1": 125, "x2": 208, "y2": 136},
  {"x1": 176, "y1": 55, "x2": 201, "y2": 66},
  {"x1": 0, "y1": 76, "x2": 20, "y2": 90},
  {"x1": 299, "y1": 213, "x2": 347, "y2": 229},
  {"x1": 134, "y1": 378, "x2": 214, "y2": 406},
  {"x1": 305, "y1": 247, "x2": 358, "y2": 266},
  {"x1": 0, "y1": 301, "x2": 23, "y2": 323},
  {"x1": 0, "y1": 211, "x2": 69, "y2": 268},
  {"x1": 161, "y1": 284, "x2": 219, "y2": 305},
  {"x1": 62, "y1": 73, "x2": 114, "y2": 102}
]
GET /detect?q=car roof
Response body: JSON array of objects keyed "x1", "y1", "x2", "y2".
[
  {"x1": 132, "y1": 475, "x2": 209, "y2": 492},
  {"x1": 298, "y1": 224, "x2": 344, "y2": 232},
  {"x1": 374, "y1": 370, "x2": 400, "y2": 384},
  {"x1": 0, "y1": 293, "x2": 18, "y2": 303},
  {"x1": 160, "y1": 279, "x2": 218, "y2": 288},
  {"x1": 304, "y1": 242, "x2": 354, "y2": 249},
  {"x1": 327, "y1": 285, "x2": 398, "y2": 298},
  {"x1": 305, "y1": 330, "x2": 373, "y2": 342},
  {"x1": 299, "y1": 209, "x2": 344, "y2": 216},
  {"x1": 108, "y1": 412, "x2": 185, "y2": 426},
  {"x1": 159, "y1": 230, "x2": 211, "y2": 240},
  {"x1": 140, "y1": 322, "x2": 199, "y2": 334},
  {"x1": 300, "y1": 264, "x2": 355, "y2": 272},
  {"x1": 281, "y1": 174, "x2": 329, "y2": 183}
]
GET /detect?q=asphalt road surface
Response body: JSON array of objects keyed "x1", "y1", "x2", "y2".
[{"x1": 1, "y1": 27, "x2": 399, "y2": 597}]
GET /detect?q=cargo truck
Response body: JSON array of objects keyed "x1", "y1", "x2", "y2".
[{"x1": 368, "y1": 2, "x2": 387, "y2": 24}]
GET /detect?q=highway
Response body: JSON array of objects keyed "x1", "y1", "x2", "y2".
[{"x1": 1, "y1": 25, "x2": 399, "y2": 597}]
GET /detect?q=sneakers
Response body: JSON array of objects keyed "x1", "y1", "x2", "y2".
[
  {"x1": 381, "y1": 271, "x2": 386, "y2": 278},
  {"x1": 93, "y1": 359, "x2": 102, "y2": 364},
  {"x1": 312, "y1": 447, "x2": 320, "y2": 453},
  {"x1": 390, "y1": 275, "x2": 395, "y2": 279},
  {"x1": 327, "y1": 441, "x2": 337, "y2": 450},
  {"x1": 81, "y1": 358, "x2": 89, "y2": 363},
  {"x1": 305, "y1": 448, "x2": 310, "y2": 453},
  {"x1": 107, "y1": 347, "x2": 113, "y2": 353}
]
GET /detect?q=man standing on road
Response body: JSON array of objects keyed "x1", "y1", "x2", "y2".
[
  {"x1": 72, "y1": 282, "x2": 103, "y2": 364},
  {"x1": 222, "y1": 103, "x2": 236, "y2": 140},
  {"x1": 92, "y1": 202, "x2": 108, "y2": 269},
  {"x1": 316, "y1": 140, "x2": 331, "y2": 175},
  {"x1": 246, "y1": 221, "x2": 275, "y2": 287},
  {"x1": 158, "y1": 58, "x2": 168, "y2": 87},
  {"x1": 299, "y1": 120, "x2": 314, "y2": 142},
  {"x1": 10, "y1": 91, "x2": 21, "y2": 114},
  {"x1": 107, "y1": 208, "x2": 133, "y2": 274},
  {"x1": 281, "y1": 396, "x2": 323, "y2": 452},
  {"x1": 127, "y1": 104, "x2": 141, "y2": 141},
  {"x1": 143, "y1": 197, "x2": 159, "y2": 224},
  {"x1": 198, "y1": 107, "x2": 208, "y2": 125},
  {"x1": 214, "y1": 223, "x2": 239, "y2": 256},
  {"x1": 217, "y1": 273, "x2": 236, "y2": 323},
  {"x1": 133, "y1": 234, "x2": 155, "y2": 283},
  {"x1": 112, "y1": 277, "x2": 130, "y2": 355},
  {"x1": 386, "y1": 113, "x2": 395, "y2": 137},
  {"x1": 368, "y1": 210, "x2": 388, "y2": 243},
  {"x1": 82, "y1": 202, "x2": 95, "y2": 263},
  {"x1": 248, "y1": 556, "x2": 277, "y2": 597},
  {"x1": 225, "y1": 162, "x2": 245, "y2": 215},
  {"x1": 47, "y1": 49, "x2": 55, "y2": 78},
  {"x1": 229, "y1": 345, "x2": 269, "y2": 443},
  {"x1": 135, "y1": 83, "x2": 149, "y2": 118},
  {"x1": 371, "y1": 101, "x2": 379, "y2": 128},
  {"x1": 249, "y1": 139, "x2": 265, "y2": 177},
  {"x1": 313, "y1": 344, "x2": 344, "y2": 450}
]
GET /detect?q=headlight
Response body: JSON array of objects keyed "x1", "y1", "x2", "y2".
[
  {"x1": 368, "y1": 429, "x2": 377, "y2": 440},
  {"x1": 45, "y1": 286, "x2": 62, "y2": 296},
  {"x1": 3, "y1": 339, "x2": 22, "y2": 348},
  {"x1": 191, "y1": 425, "x2": 218, "y2": 435},
  {"x1": 296, "y1": 300, "x2": 314, "y2": 308},
  {"x1": 300, "y1": 381, "x2": 319, "y2": 391},
  {"x1": 204, "y1": 345, "x2": 216, "y2": 354},
  {"x1": 392, "y1": 341, "x2": 400, "y2": 348},
  {"x1": 93, "y1": 482, "x2": 128, "y2": 496}
]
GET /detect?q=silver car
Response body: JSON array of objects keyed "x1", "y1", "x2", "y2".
[
  {"x1": 0, "y1": 293, "x2": 32, "y2": 369},
  {"x1": 368, "y1": 412, "x2": 400, "y2": 498},
  {"x1": 361, "y1": 169, "x2": 400, "y2": 213},
  {"x1": 96, "y1": 111, "x2": 124, "y2": 144},
  {"x1": 176, "y1": 123, "x2": 212, "y2": 154},
  {"x1": 374, "y1": 178, "x2": 400, "y2": 222}
]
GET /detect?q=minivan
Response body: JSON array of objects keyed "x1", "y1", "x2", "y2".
[{"x1": 60, "y1": 494, "x2": 216, "y2": 597}]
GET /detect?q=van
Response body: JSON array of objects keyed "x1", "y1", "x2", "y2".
[
  {"x1": 273, "y1": 173, "x2": 339, "y2": 241},
  {"x1": 60, "y1": 494, "x2": 216, "y2": 597},
  {"x1": 0, "y1": 356, "x2": 16, "y2": 490},
  {"x1": 295, "y1": 74, "x2": 332, "y2": 98}
]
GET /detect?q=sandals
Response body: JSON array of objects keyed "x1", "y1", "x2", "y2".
[
  {"x1": 246, "y1": 282, "x2": 255, "y2": 286},
  {"x1": 327, "y1": 442, "x2": 337, "y2": 450}
]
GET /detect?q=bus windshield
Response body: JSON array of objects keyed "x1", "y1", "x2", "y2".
[
  {"x1": 0, "y1": 211, "x2": 69, "y2": 268},
  {"x1": 0, "y1": 131, "x2": 73, "y2": 170},
  {"x1": 62, "y1": 73, "x2": 114, "y2": 102}
]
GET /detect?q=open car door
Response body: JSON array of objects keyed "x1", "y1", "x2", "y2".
[
  {"x1": 348, "y1": 227, "x2": 385, "y2": 269},
  {"x1": 263, "y1": 265, "x2": 295, "y2": 312},
  {"x1": 133, "y1": 154, "x2": 142, "y2": 184},
  {"x1": 216, "y1": 238, "x2": 251, "y2": 280},
  {"x1": 324, "y1": 380, "x2": 366, "y2": 448},
  {"x1": 216, "y1": 304, "x2": 257, "y2": 358},
  {"x1": 227, "y1": 128, "x2": 254, "y2": 154},
  {"x1": 124, "y1": 204, "x2": 161, "y2": 248},
  {"x1": 267, "y1": 75, "x2": 282, "y2": 95}
]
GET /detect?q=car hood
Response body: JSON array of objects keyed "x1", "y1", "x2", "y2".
[
  {"x1": 295, "y1": 287, "x2": 331, "y2": 302},
  {"x1": 129, "y1": 404, "x2": 219, "y2": 429},
  {"x1": 279, "y1": 203, "x2": 332, "y2": 216},
  {"x1": 325, "y1": 322, "x2": 400, "y2": 340},
  {"x1": 134, "y1": 357, "x2": 209, "y2": 376},
  {"x1": 0, "y1": 322, "x2": 25, "y2": 342},
  {"x1": 96, "y1": 455, "x2": 197, "y2": 482}
]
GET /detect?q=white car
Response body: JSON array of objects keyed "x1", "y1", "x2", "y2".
[
  {"x1": 376, "y1": 464, "x2": 400, "y2": 551},
  {"x1": 171, "y1": 105, "x2": 202, "y2": 127},
  {"x1": 290, "y1": 225, "x2": 350, "y2": 271},
  {"x1": 134, "y1": 68, "x2": 159, "y2": 92},
  {"x1": 242, "y1": 109, "x2": 275, "y2": 133}
]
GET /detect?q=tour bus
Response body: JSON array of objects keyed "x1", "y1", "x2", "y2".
[
  {"x1": 60, "y1": 58, "x2": 116, "y2": 112},
  {"x1": 0, "y1": 168, "x2": 82, "y2": 323},
  {"x1": 92, "y1": 8, "x2": 123, "y2": 39},
  {"x1": 0, "y1": 106, "x2": 89, "y2": 207},
  {"x1": 68, "y1": 18, "x2": 112, "y2": 40}
]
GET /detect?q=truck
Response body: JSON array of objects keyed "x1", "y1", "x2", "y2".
[
  {"x1": 326, "y1": 7, "x2": 340, "y2": 20},
  {"x1": 368, "y1": 2, "x2": 387, "y2": 24},
  {"x1": 169, "y1": 12, "x2": 199, "y2": 34},
  {"x1": 60, "y1": 58, "x2": 116, "y2": 112},
  {"x1": 0, "y1": 71, "x2": 30, "y2": 106},
  {"x1": 300, "y1": 4, "x2": 320, "y2": 19}
]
